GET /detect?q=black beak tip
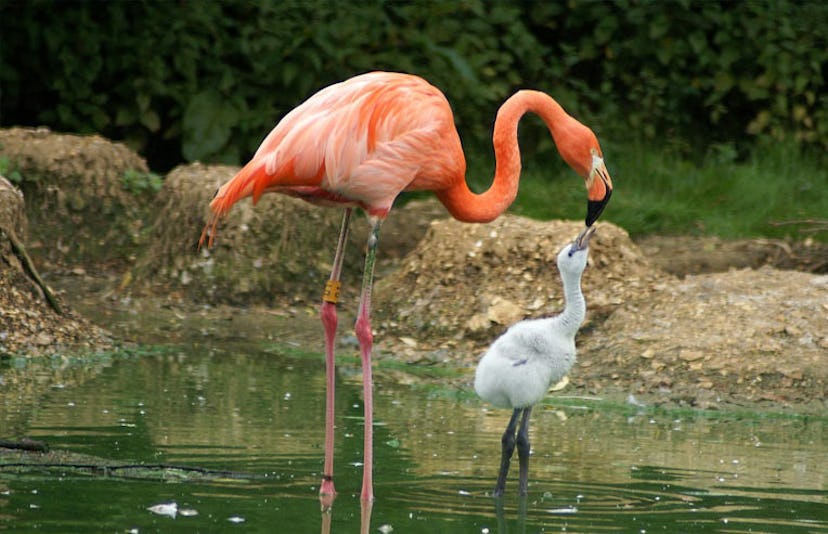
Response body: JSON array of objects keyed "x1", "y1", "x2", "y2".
[
  {"x1": 585, "y1": 188, "x2": 612, "y2": 227},
  {"x1": 585, "y1": 200, "x2": 605, "y2": 227}
]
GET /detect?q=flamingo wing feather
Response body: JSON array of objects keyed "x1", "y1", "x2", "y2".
[{"x1": 207, "y1": 72, "x2": 464, "y2": 221}]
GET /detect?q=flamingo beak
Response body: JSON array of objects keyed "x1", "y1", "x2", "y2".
[
  {"x1": 585, "y1": 158, "x2": 613, "y2": 227},
  {"x1": 574, "y1": 225, "x2": 596, "y2": 250}
]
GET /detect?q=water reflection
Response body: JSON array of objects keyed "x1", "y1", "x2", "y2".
[
  {"x1": 318, "y1": 489, "x2": 373, "y2": 534},
  {"x1": 2, "y1": 345, "x2": 827, "y2": 532},
  {"x1": 495, "y1": 497, "x2": 528, "y2": 534}
]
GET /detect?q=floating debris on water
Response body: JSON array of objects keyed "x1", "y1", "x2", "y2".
[
  {"x1": 547, "y1": 506, "x2": 578, "y2": 514},
  {"x1": 147, "y1": 502, "x2": 177, "y2": 518}
]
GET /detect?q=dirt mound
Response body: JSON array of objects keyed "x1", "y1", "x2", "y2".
[
  {"x1": 0, "y1": 175, "x2": 111, "y2": 356},
  {"x1": 0, "y1": 267, "x2": 111, "y2": 356},
  {"x1": 577, "y1": 268, "x2": 828, "y2": 406},
  {"x1": 0, "y1": 176, "x2": 26, "y2": 240},
  {"x1": 374, "y1": 217, "x2": 666, "y2": 348},
  {"x1": 134, "y1": 163, "x2": 373, "y2": 305},
  {"x1": 0, "y1": 127, "x2": 153, "y2": 269}
]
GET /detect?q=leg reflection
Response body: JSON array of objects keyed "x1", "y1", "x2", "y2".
[
  {"x1": 360, "y1": 498, "x2": 373, "y2": 534},
  {"x1": 493, "y1": 495, "x2": 528, "y2": 534},
  {"x1": 320, "y1": 505, "x2": 332, "y2": 534},
  {"x1": 318, "y1": 497, "x2": 372, "y2": 534}
]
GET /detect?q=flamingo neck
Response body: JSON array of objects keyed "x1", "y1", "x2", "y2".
[{"x1": 436, "y1": 91, "x2": 574, "y2": 223}]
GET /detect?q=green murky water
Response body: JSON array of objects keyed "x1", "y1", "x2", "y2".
[{"x1": 1, "y1": 344, "x2": 827, "y2": 533}]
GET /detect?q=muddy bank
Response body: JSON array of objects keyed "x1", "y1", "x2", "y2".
[{"x1": 1, "y1": 127, "x2": 826, "y2": 412}]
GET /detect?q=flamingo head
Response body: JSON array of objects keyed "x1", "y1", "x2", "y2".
[
  {"x1": 555, "y1": 122, "x2": 614, "y2": 227},
  {"x1": 584, "y1": 148, "x2": 613, "y2": 227}
]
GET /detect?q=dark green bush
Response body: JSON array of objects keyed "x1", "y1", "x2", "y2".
[
  {"x1": 526, "y1": 0, "x2": 827, "y2": 152},
  {"x1": 1, "y1": 0, "x2": 825, "y2": 170}
]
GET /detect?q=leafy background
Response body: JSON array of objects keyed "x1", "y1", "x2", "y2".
[{"x1": 1, "y1": 0, "x2": 826, "y2": 172}]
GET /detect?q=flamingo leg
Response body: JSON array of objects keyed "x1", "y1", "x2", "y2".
[
  {"x1": 355, "y1": 216, "x2": 382, "y2": 502},
  {"x1": 494, "y1": 408, "x2": 522, "y2": 497},
  {"x1": 516, "y1": 407, "x2": 532, "y2": 496},
  {"x1": 319, "y1": 208, "x2": 353, "y2": 506}
]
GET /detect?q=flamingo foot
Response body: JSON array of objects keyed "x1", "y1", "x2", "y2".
[{"x1": 319, "y1": 476, "x2": 336, "y2": 511}]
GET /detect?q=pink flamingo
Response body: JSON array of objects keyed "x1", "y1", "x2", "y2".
[{"x1": 199, "y1": 71, "x2": 613, "y2": 504}]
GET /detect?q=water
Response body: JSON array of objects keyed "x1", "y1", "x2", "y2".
[{"x1": 2, "y1": 345, "x2": 827, "y2": 533}]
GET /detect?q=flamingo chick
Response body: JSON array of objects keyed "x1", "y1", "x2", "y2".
[{"x1": 474, "y1": 225, "x2": 595, "y2": 497}]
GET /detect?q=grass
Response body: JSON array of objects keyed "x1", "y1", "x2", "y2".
[{"x1": 476, "y1": 138, "x2": 828, "y2": 242}]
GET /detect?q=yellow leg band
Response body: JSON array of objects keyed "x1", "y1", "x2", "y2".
[{"x1": 323, "y1": 280, "x2": 341, "y2": 304}]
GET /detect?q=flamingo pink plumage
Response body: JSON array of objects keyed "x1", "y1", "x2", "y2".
[{"x1": 199, "y1": 71, "x2": 613, "y2": 505}]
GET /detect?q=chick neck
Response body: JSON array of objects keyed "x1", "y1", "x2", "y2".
[{"x1": 555, "y1": 262, "x2": 586, "y2": 338}]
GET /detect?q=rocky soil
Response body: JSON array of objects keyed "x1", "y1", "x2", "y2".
[{"x1": 1, "y1": 127, "x2": 826, "y2": 411}]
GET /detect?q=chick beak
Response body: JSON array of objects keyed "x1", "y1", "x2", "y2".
[{"x1": 574, "y1": 225, "x2": 596, "y2": 250}]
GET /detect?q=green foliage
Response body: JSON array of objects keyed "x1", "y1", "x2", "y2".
[
  {"x1": 2, "y1": 0, "x2": 825, "y2": 170},
  {"x1": 120, "y1": 169, "x2": 162, "y2": 196},
  {"x1": 0, "y1": 155, "x2": 23, "y2": 185},
  {"x1": 525, "y1": 0, "x2": 828, "y2": 153},
  {"x1": 0, "y1": 0, "x2": 546, "y2": 167}
]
